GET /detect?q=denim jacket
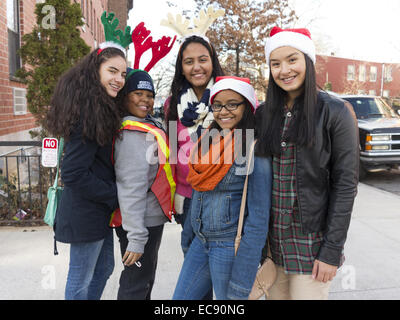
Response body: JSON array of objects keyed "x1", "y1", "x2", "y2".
[{"x1": 190, "y1": 156, "x2": 272, "y2": 299}]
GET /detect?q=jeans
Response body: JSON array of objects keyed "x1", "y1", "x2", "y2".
[
  {"x1": 115, "y1": 225, "x2": 164, "y2": 300},
  {"x1": 179, "y1": 198, "x2": 213, "y2": 300},
  {"x1": 180, "y1": 197, "x2": 195, "y2": 255},
  {"x1": 65, "y1": 228, "x2": 114, "y2": 300},
  {"x1": 173, "y1": 236, "x2": 235, "y2": 300}
]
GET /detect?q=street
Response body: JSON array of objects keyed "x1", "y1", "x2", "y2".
[
  {"x1": 0, "y1": 183, "x2": 400, "y2": 300},
  {"x1": 362, "y1": 168, "x2": 400, "y2": 197}
]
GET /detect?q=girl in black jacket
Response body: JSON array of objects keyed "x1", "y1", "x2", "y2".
[
  {"x1": 46, "y1": 46, "x2": 126, "y2": 300},
  {"x1": 256, "y1": 27, "x2": 359, "y2": 299}
]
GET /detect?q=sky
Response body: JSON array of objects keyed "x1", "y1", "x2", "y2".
[
  {"x1": 127, "y1": 0, "x2": 400, "y2": 64},
  {"x1": 289, "y1": 0, "x2": 400, "y2": 63}
]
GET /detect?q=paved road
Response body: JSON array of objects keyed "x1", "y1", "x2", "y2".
[
  {"x1": 362, "y1": 168, "x2": 400, "y2": 197},
  {"x1": 1, "y1": 183, "x2": 400, "y2": 300}
]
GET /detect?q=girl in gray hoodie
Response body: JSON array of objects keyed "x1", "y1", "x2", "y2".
[{"x1": 113, "y1": 69, "x2": 173, "y2": 300}]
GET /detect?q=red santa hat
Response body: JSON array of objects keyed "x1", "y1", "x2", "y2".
[
  {"x1": 209, "y1": 76, "x2": 258, "y2": 113},
  {"x1": 265, "y1": 26, "x2": 316, "y2": 66}
]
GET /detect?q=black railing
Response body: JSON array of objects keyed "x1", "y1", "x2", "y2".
[{"x1": 0, "y1": 141, "x2": 55, "y2": 226}]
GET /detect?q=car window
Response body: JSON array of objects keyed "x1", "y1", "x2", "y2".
[{"x1": 344, "y1": 97, "x2": 398, "y2": 119}]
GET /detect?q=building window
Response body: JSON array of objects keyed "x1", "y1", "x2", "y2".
[
  {"x1": 347, "y1": 65, "x2": 355, "y2": 81},
  {"x1": 89, "y1": 1, "x2": 92, "y2": 27},
  {"x1": 13, "y1": 88, "x2": 27, "y2": 115},
  {"x1": 7, "y1": 0, "x2": 21, "y2": 77},
  {"x1": 359, "y1": 65, "x2": 366, "y2": 82},
  {"x1": 383, "y1": 90, "x2": 390, "y2": 98},
  {"x1": 86, "y1": 0, "x2": 89, "y2": 26},
  {"x1": 93, "y1": 7, "x2": 96, "y2": 36},
  {"x1": 370, "y1": 66, "x2": 377, "y2": 82},
  {"x1": 384, "y1": 65, "x2": 393, "y2": 82},
  {"x1": 369, "y1": 90, "x2": 376, "y2": 96}
]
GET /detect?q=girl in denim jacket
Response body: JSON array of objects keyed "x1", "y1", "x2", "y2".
[{"x1": 173, "y1": 76, "x2": 272, "y2": 300}]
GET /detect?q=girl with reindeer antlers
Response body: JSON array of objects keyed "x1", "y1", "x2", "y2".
[
  {"x1": 109, "y1": 20, "x2": 177, "y2": 300},
  {"x1": 46, "y1": 12, "x2": 130, "y2": 300},
  {"x1": 161, "y1": 6, "x2": 225, "y2": 300},
  {"x1": 46, "y1": 11, "x2": 175, "y2": 300}
]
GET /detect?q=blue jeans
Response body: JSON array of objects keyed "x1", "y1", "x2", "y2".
[
  {"x1": 173, "y1": 236, "x2": 235, "y2": 300},
  {"x1": 181, "y1": 197, "x2": 195, "y2": 255},
  {"x1": 65, "y1": 228, "x2": 114, "y2": 300}
]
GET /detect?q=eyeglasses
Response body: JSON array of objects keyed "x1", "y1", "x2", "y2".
[{"x1": 211, "y1": 101, "x2": 245, "y2": 112}]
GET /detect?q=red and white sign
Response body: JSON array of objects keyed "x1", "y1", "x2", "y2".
[{"x1": 42, "y1": 138, "x2": 58, "y2": 167}]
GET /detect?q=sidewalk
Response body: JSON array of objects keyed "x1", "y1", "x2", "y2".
[{"x1": 0, "y1": 183, "x2": 400, "y2": 300}]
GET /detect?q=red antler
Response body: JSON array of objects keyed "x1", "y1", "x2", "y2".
[
  {"x1": 131, "y1": 22, "x2": 153, "y2": 69},
  {"x1": 144, "y1": 35, "x2": 177, "y2": 72}
]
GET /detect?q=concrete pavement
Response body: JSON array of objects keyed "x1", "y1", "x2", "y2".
[{"x1": 0, "y1": 183, "x2": 400, "y2": 300}]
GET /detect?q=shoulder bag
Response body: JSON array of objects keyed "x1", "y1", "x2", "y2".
[
  {"x1": 44, "y1": 137, "x2": 64, "y2": 227},
  {"x1": 234, "y1": 139, "x2": 277, "y2": 300}
]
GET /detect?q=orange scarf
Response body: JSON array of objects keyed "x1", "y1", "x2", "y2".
[{"x1": 187, "y1": 130, "x2": 236, "y2": 192}]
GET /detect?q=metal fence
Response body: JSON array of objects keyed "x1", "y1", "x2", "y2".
[{"x1": 0, "y1": 141, "x2": 55, "y2": 226}]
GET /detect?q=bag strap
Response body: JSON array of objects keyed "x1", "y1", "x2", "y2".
[
  {"x1": 52, "y1": 137, "x2": 64, "y2": 188},
  {"x1": 234, "y1": 139, "x2": 257, "y2": 256}
]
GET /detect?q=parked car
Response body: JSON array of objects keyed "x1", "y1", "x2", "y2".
[{"x1": 337, "y1": 94, "x2": 400, "y2": 179}]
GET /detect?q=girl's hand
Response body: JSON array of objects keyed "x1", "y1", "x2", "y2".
[
  {"x1": 122, "y1": 251, "x2": 143, "y2": 267},
  {"x1": 312, "y1": 259, "x2": 338, "y2": 283}
]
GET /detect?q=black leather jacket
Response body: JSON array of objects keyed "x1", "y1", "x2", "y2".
[
  {"x1": 260, "y1": 91, "x2": 359, "y2": 266},
  {"x1": 295, "y1": 91, "x2": 359, "y2": 266}
]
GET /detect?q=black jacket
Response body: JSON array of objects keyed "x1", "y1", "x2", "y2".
[
  {"x1": 260, "y1": 91, "x2": 359, "y2": 266},
  {"x1": 54, "y1": 124, "x2": 118, "y2": 243}
]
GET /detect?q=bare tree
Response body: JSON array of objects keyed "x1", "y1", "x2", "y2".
[
  {"x1": 192, "y1": 0, "x2": 297, "y2": 99},
  {"x1": 150, "y1": 59, "x2": 176, "y2": 98}
]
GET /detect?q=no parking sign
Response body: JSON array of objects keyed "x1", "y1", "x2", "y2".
[{"x1": 41, "y1": 138, "x2": 58, "y2": 167}]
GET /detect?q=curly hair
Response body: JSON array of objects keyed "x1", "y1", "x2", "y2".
[
  {"x1": 166, "y1": 36, "x2": 224, "y2": 130},
  {"x1": 46, "y1": 47, "x2": 126, "y2": 146}
]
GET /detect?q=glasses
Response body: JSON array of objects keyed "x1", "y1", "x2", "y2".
[{"x1": 211, "y1": 101, "x2": 245, "y2": 112}]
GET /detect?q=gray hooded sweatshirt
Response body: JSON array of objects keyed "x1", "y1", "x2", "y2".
[{"x1": 114, "y1": 115, "x2": 168, "y2": 253}]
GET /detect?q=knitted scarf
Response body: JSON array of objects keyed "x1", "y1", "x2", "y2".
[
  {"x1": 177, "y1": 79, "x2": 215, "y2": 137},
  {"x1": 187, "y1": 129, "x2": 236, "y2": 192}
]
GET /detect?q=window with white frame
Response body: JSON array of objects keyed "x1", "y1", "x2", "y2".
[
  {"x1": 384, "y1": 66, "x2": 393, "y2": 82},
  {"x1": 359, "y1": 65, "x2": 366, "y2": 82},
  {"x1": 13, "y1": 88, "x2": 27, "y2": 115},
  {"x1": 369, "y1": 90, "x2": 376, "y2": 96},
  {"x1": 7, "y1": 0, "x2": 21, "y2": 76},
  {"x1": 383, "y1": 90, "x2": 390, "y2": 98},
  {"x1": 347, "y1": 65, "x2": 355, "y2": 81},
  {"x1": 370, "y1": 66, "x2": 377, "y2": 82}
]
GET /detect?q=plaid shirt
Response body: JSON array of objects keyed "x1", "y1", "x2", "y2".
[{"x1": 269, "y1": 107, "x2": 323, "y2": 274}]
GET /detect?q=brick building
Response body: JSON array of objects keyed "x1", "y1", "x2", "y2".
[
  {"x1": 0, "y1": 0, "x2": 132, "y2": 150},
  {"x1": 315, "y1": 54, "x2": 400, "y2": 99}
]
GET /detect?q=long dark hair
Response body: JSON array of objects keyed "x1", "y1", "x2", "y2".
[
  {"x1": 166, "y1": 36, "x2": 224, "y2": 129},
  {"x1": 256, "y1": 54, "x2": 317, "y2": 157},
  {"x1": 46, "y1": 47, "x2": 126, "y2": 146}
]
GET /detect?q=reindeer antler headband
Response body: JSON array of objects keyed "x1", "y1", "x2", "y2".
[
  {"x1": 160, "y1": 6, "x2": 225, "y2": 43},
  {"x1": 130, "y1": 22, "x2": 177, "y2": 72},
  {"x1": 99, "y1": 11, "x2": 132, "y2": 56},
  {"x1": 99, "y1": 11, "x2": 176, "y2": 72}
]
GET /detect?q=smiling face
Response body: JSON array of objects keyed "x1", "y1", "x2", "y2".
[
  {"x1": 212, "y1": 89, "x2": 246, "y2": 130},
  {"x1": 124, "y1": 90, "x2": 154, "y2": 119},
  {"x1": 269, "y1": 46, "x2": 306, "y2": 106},
  {"x1": 181, "y1": 42, "x2": 213, "y2": 98},
  {"x1": 99, "y1": 55, "x2": 127, "y2": 97}
]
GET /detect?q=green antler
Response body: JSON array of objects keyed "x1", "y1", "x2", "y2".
[
  {"x1": 115, "y1": 25, "x2": 132, "y2": 48},
  {"x1": 101, "y1": 11, "x2": 132, "y2": 48}
]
